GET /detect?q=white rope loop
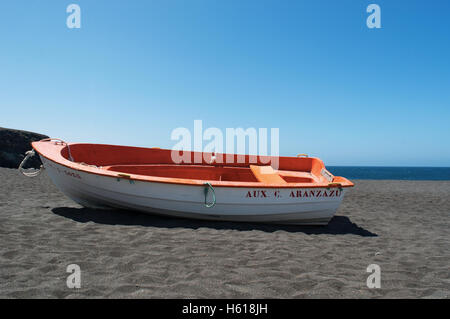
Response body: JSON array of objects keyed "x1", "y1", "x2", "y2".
[
  {"x1": 19, "y1": 137, "x2": 72, "y2": 178},
  {"x1": 19, "y1": 150, "x2": 43, "y2": 177}
]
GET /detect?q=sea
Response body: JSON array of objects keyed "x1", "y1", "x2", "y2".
[{"x1": 327, "y1": 167, "x2": 450, "y2": 181}]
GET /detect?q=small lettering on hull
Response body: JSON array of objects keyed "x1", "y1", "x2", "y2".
[
  {"x1": 245, "y1": 190, "x2": 282, "y2": 198},
  {"x1": 245, "y1": 189, "x2": 341, "y2": 199},
  {"x1": 64, "y1": 170, "x2": 81, "y2": 179},
  {"x1": 289, "y1": 189, "x2": 341, "y2": 198},
  {"x1": 245, "y1": 190, "x2": 269, "y2": 198}
]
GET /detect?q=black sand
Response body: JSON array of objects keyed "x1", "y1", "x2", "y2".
[{"x1": 0, "y1": 167, "x2": 448, "y2": 298}]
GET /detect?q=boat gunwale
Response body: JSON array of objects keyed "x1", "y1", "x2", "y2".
[{"x1": 32, "y1": 141, "x2": 354, "y2": 189}]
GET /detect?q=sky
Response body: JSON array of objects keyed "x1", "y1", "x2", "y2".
[{"x1": 0, "y1": 0, "x2": 449, "y2": 166}]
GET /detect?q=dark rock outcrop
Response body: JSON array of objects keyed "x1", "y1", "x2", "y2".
[{"x1": 0, "y1": 128, "x2": 49, "y2": 169}]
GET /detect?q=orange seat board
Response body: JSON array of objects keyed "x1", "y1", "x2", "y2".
[{"x1": 250, "y1": 165, "x2": 287, "y2": 184}]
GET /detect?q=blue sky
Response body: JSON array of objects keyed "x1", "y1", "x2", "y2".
[{"x1": 1, "y1": 0, "x2": 449, "y2": 166}]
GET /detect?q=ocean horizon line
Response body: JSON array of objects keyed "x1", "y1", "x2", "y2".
[{"x1": 327, "y1": 166, "x2": 450, "y2": 181}]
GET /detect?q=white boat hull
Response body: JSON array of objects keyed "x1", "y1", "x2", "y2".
[{"x1": 41, "y1": 157, "x2": 346, "y2": 225}]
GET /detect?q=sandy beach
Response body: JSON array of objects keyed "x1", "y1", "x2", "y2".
[{"x1": 0, "y1": 167, "x2": 448, "y2": 298}]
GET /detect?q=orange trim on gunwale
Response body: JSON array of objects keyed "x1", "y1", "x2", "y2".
[{"x1": 32, "y1": 141, "x2": 354, "y2": 189}]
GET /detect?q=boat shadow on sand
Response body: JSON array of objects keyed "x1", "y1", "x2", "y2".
[{"x1": 52, "y1": 207, "x2": 377, "y2": 237}]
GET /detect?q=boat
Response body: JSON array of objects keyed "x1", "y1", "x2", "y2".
[{"x1": 21, "y1": 138, "x2": 354, "y2": 225}]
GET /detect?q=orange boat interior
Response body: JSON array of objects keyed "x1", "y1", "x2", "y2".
[{"x1": 33, "y1": 142, "x2": 354, "y2": 187}]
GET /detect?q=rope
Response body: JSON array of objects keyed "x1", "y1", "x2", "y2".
[
  {"x1": 18, "y1": 150, "x2": 43, "y2": 177},
  {"x1": 40, "y1": 138, "x2": 74, "y2": 162},
  {"x1": 203, "y1": 182, "x2": 216, "y2": 208},
  {"x1": 79, "y1": 162, "x2": 99, "y2": 168},
  {"x1": 19, "y1": 137, "x2": 72, "y2": 178}
]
